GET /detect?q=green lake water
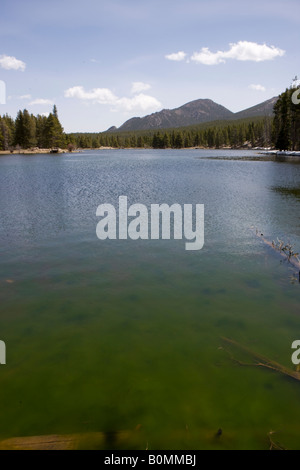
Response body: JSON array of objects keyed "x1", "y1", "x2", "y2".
[{"x1": 0, "y1": 149, "x2": 300, "y2": 449}]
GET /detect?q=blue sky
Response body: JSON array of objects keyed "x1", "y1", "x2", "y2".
[{"x1": 0, "y1": 0, "x2": 299, "y2": 132}]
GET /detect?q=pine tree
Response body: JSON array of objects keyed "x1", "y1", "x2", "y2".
[
  {"x1": 162, "y1": 132, "x2": 170, "y2": 148},
  {"x1": 0, "y1": 118, "x2": 12, "y2": 150},
  {"x1": 52, "y1": 105, "x2": 58, "y2": 119},
  {"x1": 14, "y1": 109, "x2": 36, "y2": 148},
  {"x1": 137, "y1": 135, "x2": 144, "y2": 148},
  {"x1": 174, "y1": 132, "x2": 184, "y2": 148},
  {"x1": 44, "y1": 106, "x2": 66, "y2": 148},
  {"x1": 273, "y1": 89, "x2": 292, "y2": 150},
  {"x1": 14, "y1": 110, "x2": 24, "y2": 147},
  {"x1": 36, "y1": 114, "x2": 48, "y2": 148}
]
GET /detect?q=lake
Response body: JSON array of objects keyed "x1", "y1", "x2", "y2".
[{"x1": 0, "y1": 148, "x2": 300, "y2": 449}]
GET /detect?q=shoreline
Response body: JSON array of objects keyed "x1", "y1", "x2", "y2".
[
  {"x1": 0, "y1": 146, "x2": 271, "y2": 155},
  {"x1": 1, "y1": 147, "x2": 299, "y2": 156},
  {"x1": 0, "y1": 148, "x2": 67, "y2": 155}
]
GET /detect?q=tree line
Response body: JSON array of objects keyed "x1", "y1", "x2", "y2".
[
  {"x1": 273, "y1": 86, "x2": 300, "y2": 151},
  {"x1": 0, "y1": 105, "x2": 65, "y2": 150},
  {"x1": 0, "y1": 87, "x2": 299, "y2": 152},
  {"x1": 68, "y1": 117, "x2": 273, "y2": 150}
]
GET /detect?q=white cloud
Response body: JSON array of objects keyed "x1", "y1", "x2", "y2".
[
  {"x1": 225, "y1": 41, "x2": 285, "y2": 62},
  {"x1": 131, "y1": 81, "x2": 151, "y2": 94},
  {"x1": 0, "y1": 54, "x2": 26, "y2": 71},
  {"x1": 116, "y1": 93, "x2": 161, "y2": 112},
  {"x1": 65, "y1": 85, "x2": 162, "y2": 113},
  {"x1": 9, "y1": 94, "x2": 31, "y2": 100},
  {"x1": 64, "y1": 86, "x2": 117, "y2": 104},
  {"x1": 249, "y1": 84, "x2": 266, "y2": 92},
  {"x1": 190, "y1": 41, "x2": 285, "y2": 65},
  {"x1": 29, "y1": 98, "x2": 54, "y2": 105},
  {"x1": 191, "y1": 47, "x2": 225, "y2": 65},
  {"x1": 165, "y1": 51, "x2": 187, "y2": 62}
]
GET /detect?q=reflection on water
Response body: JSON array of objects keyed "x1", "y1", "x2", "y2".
[
  {"x1": 0, "y1": 149, "x2": 300, "y2": 449},
  {"x1": 272, "y1": 186, "x2": 300, "y2": 200}
]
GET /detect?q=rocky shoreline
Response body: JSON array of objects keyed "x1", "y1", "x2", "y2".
[{"x1": 0, "y1": 148, "x2": 68, "y2": 155}]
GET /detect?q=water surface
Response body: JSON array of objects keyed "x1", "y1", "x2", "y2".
[{"x1": 0, "y1": 149, "x2": 300, "y2": 449}]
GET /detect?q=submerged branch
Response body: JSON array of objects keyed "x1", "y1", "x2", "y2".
[
  {"x1": 221, "y1": 336, "x2": 300, "y2": 382},
  {"x1": 268, "y1": 431, "x2": 287, "y2": 451},
  {"x1": 253, "y1": 229, "x2": 300, "y2": 273}
]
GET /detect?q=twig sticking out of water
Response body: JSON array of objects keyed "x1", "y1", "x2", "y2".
[
  {"x1": 272, "y1": 238, "x2": 300, "y2": 264},
  {"x1": 268, "y1": 431, "x2": 287, "y2": 451},
  {"x1": 253, "y1": 229, "x2": 300, "y2": 277}
]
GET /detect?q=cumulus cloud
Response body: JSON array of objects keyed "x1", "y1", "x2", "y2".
[
  {"x1": 9, "y1": 94, "x2": 31, "y2": 101},
  {"x1": 29, "y1": 98, "x2": 54, "y2": 105},
  {"x1": 117, "y1": 93, "x2": 161, "y2": 112},
  {"x1": 182, "y1": 41, "x2": 285, "y2": 65},
  {"x1": 64, "y1": 85, "x2": 162, "y2": 113},
  {"x1": 249, "y1": 84, "x2": 266, "y2": 92},
  {"x1": 191, "y1": 47, "x2": 225, "y2": 65},
  {"x1": 165, "y1": 51, "x2": 187, "y2": 61},
  {"x1": 64, "y1": 86, "x2": 118, "y2": 104},
  {"x1": 131, "y1": 81, "x2": 151, "y2": 94},
  {"x1": 0, "y1": 54, "x2": 26, "y2": 71},
  {"x1": 224, "y1": 41, "x2": 285, "y2": 62}
]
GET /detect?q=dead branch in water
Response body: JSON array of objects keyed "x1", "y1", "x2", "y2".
[
  {"x1": 253, "y1": 228, "x2": 300, "y2": 272},
  {"x1": 271, "y1": 238, "x2": 300, "y2": 265},
  {"x1": 221, "y1": 337, "x2": 300, "y2": 382}
]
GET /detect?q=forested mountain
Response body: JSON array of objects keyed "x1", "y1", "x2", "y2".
[
  {"x1": 110, "y1": 97, "x2": 278, "y2": 132},
  {"x1": 233, "y1": 97, "x2": 278, "y2": 120},
  {"x1": 116, "y1": 99, "x2": 234, "y2": 132},
  {"x1": 69, "y1": 115, "x2": 273, "y2": 150}
]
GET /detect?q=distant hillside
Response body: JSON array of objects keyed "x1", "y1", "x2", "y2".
[
  {"x1": 233, "y1": 97, "x2": 278, "y2": 120},
  {"x1": 109, "y1": 96, "x2": 278, "y2": 132},
  {"x1": 116, "y1": 99, "x2": 234, "y2": 132}
]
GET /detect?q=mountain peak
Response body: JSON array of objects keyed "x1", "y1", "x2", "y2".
[{"x1": 110, "y1": 96, "x2": 277, "y2": 133}]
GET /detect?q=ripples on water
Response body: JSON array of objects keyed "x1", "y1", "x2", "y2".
[{"x1": 0, "y1": 149, "x2": 300, "y2": 449}]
